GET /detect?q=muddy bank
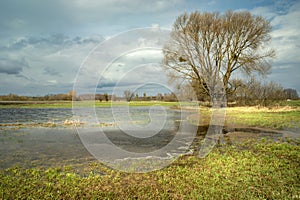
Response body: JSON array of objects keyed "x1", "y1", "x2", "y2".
[{"x1": 223, "y1": 126, "x2": 299, "y2": 144}]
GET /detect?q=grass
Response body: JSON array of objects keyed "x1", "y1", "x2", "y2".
[
  {"x1": 225, "y1": 106, "x2": 300, "y2": 130},
  {"x1": 185, "y1": 105, "x2": 300, "y2": 130},
  {"x1": 1, "y1": 139, "x2": 299, "y2": 199},
  {"x1": 283, "y1": 100, "x2": 300, "y2": 107}
]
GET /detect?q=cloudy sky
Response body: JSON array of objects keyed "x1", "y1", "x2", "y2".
[{"x1": 0, "y1": 0, "x2": 299, "y2": 96}]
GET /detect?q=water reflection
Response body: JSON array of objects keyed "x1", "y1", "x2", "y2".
[
  {"x1": 0, "y1": 108, "x2": 73, "y2": 124},
  {"x1": 0, "y1": 107, "x2": 298, "y2": 170},
  {"x1": 0, "y1": 128, "x2": 94, "y2": 169},
  {"x1": 0, "y1": 107, "x2": 195, "y2": 169}
]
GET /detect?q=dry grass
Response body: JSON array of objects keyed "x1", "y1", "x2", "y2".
[
  {"x1": 227, "y1": 105, "x2": 300, "y2": 113},
  {"x1": 185, "y1": 105, "x2": 300, "y2": 130}
]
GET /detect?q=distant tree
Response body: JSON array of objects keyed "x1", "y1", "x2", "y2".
[
  {"x1": 235, "y1": 78, "x2": 286, "y2": 106},
  {"x1": 163, "y1": 93, "x2": 178, "y2": 102},
  {"x1": 103, "y1": 93, "x2": 109, "y2": 102},
  {"x1": 124, "y1": 90, "x2": 133, "y2": 102},
  {"x1": 9, "y1": 93, "x2": 18, "y2": 101},
  {"x1": 284, "y1": 88, "x2": 299, "y2": 100},
  {"x1": 111, "y1": 94, "x2": 117, "y2": 101},
  {"x1": 163, "y1": 10, "x2": 275, "y2": 105},
  {"x1": 174, "y1": 82, "x2": 197, "y2": 101},
  {"x1": 68, "y1": 90, "x2": 77, "y2": 100},
  {"x1": 156, "y1": 93, "x2": 163, "y2": 101},
  {"x1": 95, "y1": 94, "x2": 102, "y2": 102}
]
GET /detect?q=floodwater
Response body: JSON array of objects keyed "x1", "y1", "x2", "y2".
[
  {"x1": 0, "y1": 128, "x2": 92, "y2": 169},
  {"x1": 0, "y1": 107, "x2": 299, "y2": 170},
  {"x1": 0, "y1": 108, "x2": 73, "y2": 124},
  {"x1": 0, "y1": 107, "x2": 197, "y2": 169}
]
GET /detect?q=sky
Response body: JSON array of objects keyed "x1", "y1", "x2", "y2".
[{"x1": 0, "y1": 0, "x2": 299, "y2": 96}]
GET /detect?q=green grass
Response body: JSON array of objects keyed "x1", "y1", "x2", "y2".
[
  {"x1": 283, "y1": 100, "x2": 300, "y2": 107},
  {"x1": 186, "y1": 106, "x2": 300, "y2": 130},
  {"x1": 1, "y1": 139, "x2": 299, "y2": 199},
  {"x1": 225, "y1": 107, "x2": 300, "y2": 130}
]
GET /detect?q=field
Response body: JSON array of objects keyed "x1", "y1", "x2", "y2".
[
  {"x1": 0, "y1": 100, "x2": 300, "y2": 199},
  {"x1": 1, "y1": 140, "x2": 299, "y2": 199}
]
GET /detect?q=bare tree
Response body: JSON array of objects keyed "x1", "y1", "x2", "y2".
[
  {"x1": 124, "y1": 90, "x2": 133, "y2": 102},
  {"x1": 234, "y1": 77, "x2": 286, "y2": 106},
  {"x1": 284, "y1": 88, "x2": 299, "y2": 100},
  {"x1": 163, "y1": 10, "x2": 275, "y2": 104},
  {"x1": 103, "y1": 93, "x2": 109, "y2": 102},
  {"x1": 156, "y1": 93, "x2": 163, "y2": 101}
]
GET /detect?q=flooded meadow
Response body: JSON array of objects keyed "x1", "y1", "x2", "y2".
[
  {"x1": 0, "y1": 105, "x2": 299, "y2": 170},
  {"x1": 0, "y1": 106, "x2": 197, "y2": 170}
]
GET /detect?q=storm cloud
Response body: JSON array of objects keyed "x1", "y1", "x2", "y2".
[{"x1": 0, "y1": 57, "x2": 28, "y2": 74}]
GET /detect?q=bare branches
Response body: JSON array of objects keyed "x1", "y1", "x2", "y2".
[{"x1": 163, "y1": 10, "x2": 275, "y2": 100}]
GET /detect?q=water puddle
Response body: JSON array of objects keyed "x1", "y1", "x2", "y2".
[{"x1": 223, "y1": 126, "x2": 299, "y2": 144}]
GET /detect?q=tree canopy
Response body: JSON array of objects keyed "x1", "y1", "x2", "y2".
[{"x1": 163, "y1": 10, "x2": 275, "y2": 103}]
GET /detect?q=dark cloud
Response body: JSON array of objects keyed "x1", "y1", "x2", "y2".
[
  {"x1": 0, "y1": 33, "x2": 105, "y2": 95},
  {"x1": 6, "y1": 34, "x2": 104, "y2": 50},
  {"x1": 269, "y1": 65, "x2": 300, "y2": 93},
  {"x1": 0, "y1": 0, "x2": 186, "y2": 39},
  {"x1": 97, "y1": 82, "x2": 117, "y2": 88},
  {"x1": 0, "y1": 57, "x2": 28, "y2": 74},
  {"x1": 9, "y1": 38, "x2": 28, "y2": 49},
  {"x1": 96, "y1": 81, "x2": 172, "y2": 96},
  {"x1": 97, "y1": 79, "x2": 141, "y2": 89},
  {"x1": 15, "y1": 74, "x2": 34, "y2": 81},
  {"x1": 43, "y1": 67, "x2": 61, "y2": 77}
]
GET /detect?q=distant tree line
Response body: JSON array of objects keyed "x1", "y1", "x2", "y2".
[
  {"x1": 175, "y1": 77, "x2": 299, "y2": 106},
  {"x1": 122, "y1": 90, "x2": 178, "y2": 102},
  {"x1": 0, "y1": 84, "x2": 298, "y2": 106},
  {"x1": 230, "y1": 78, "x2": 299, "y2": 106},
  {"x1": 0, "y1": 90, "x2": 179, "y2": 102},
  {"x1": 0, "y1": 91, "x2": 76, "y2": 101}
]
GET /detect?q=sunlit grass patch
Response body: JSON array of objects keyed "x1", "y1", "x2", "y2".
[
  {"x1": 1, "y1": 139, "x2": 299, "y2": 199},
  {"x1": 225, "y1": 107, "x2": 300, "y2": 129},
  {"x1": 186, "y1": 105, "x2": 300, "y2": 130}
]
